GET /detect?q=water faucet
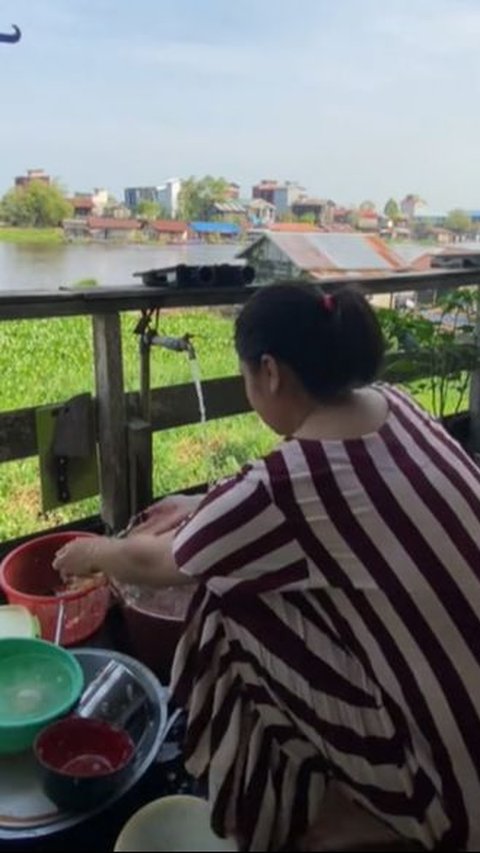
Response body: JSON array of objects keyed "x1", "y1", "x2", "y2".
[{"x1": 144, "y1": 331, "x2": 196, "y2": 360}]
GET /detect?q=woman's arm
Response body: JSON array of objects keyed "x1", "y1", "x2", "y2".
[
  {"x1": 53, "y1": 531, "x2": 195, "y2": 589},
  {"x1": 128, "y1": 493, "x2": 205, "y2": 537}
]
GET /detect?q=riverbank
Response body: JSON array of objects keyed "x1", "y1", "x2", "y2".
[
  {"x1": 0, "y1": 227, "x2": 64, "y2": 244},
  {"x1": 0, "y1": 227, "x2": 246, "y2": 249}
]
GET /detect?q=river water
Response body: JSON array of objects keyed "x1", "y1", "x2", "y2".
[
  {"x1": 2, "y1": 238, "x2": 464, "y2": 293},
  {"x1": 0, "y1": 242, "x2": 241, "y2": 291}
]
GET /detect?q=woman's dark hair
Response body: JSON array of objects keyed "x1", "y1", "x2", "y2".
[{"x1": 235, "y1": 284, "x2": 385, "y2": 401}]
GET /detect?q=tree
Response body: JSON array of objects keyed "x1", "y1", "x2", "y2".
[
  {"x1": 359, "y1": 200, "x2": 376, "y2": 212},
  {"x1": 177, "y1": 176, "x2": 230, "y2": 220},
  {"x1": 384, "y1": 198, "x2": 400, "y2": 223},
  {"x1": 1, "y1": 181, "x2": 72, "y2": 226},
  {"x1": 445, "y1": 208, "x2": 472, "y2": 235},
  {"x1": 135, "y1": 200, "x2": 167, "y2": 220},
  {"x1": 275, "y1": 211, "x2": 316, "y2": 225},
  {"x1": 347, "y1": 209, "x2": 360, "y2": 229}
]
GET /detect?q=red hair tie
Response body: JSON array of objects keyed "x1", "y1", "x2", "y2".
[{"x1": 322, "y1": 294, "x2": 335, "y2": 313}]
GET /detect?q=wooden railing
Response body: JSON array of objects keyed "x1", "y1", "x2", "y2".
[{"x1": 1, "y1": 268, "x2": 479, "y2": 546}]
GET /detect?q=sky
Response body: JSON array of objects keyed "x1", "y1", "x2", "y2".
[{"x1": 0, "y1": 0, "x2": 479, "y2": 210}]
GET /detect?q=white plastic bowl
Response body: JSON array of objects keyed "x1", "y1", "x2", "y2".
[
  {"x1": 114, "y1": 796, "x2": 237, "y2": 852},
  {"x1": 0, "y1": 605, "x2": 39, "y2": 639}
]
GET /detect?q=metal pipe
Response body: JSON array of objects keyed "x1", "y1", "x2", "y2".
[
  {"x1": 146, "y1": 333, "x2": 196, "y2": 360},
  {"x1": 139, "y1": 336, "x2": 151, "y2": 421}
]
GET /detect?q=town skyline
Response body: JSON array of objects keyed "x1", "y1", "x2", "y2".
[
  {"x1": 1, "y1": 169, "x2": 474, "y2": 221},
  {"x1": 1, "y1": 0, "x2": 480, "y2": 210}
]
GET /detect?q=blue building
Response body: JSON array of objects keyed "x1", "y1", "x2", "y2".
[{"x1": 190, "y1": 221, "x2": 241, "y2": 239}]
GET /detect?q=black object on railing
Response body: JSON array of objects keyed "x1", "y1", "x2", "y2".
[
  {"x1": 134, "y1": 264, "x2": 256, "y2": 289},
  {"x1": 0, "y1": 25, "x2": 21, "y2": 43}
]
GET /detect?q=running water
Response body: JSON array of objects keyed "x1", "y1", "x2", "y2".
[
  {"x1": 115, "y1": 353, "x2": 212, "y2": 615},
  {"x1": 189, "y1": 358, "x2": 207, "y2": 425},
  {"x1": 189, "y1": 356, "x2": 218, "y2": 488}
]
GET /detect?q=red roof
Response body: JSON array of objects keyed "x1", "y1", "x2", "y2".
[
  {"x1": 329, "y1": 223, "x2": 355, "y2": 233},
  {"x1": 254, "y1": 181, "x2": 279, "y2": 190},
  {"x1": 316, "y1": 224, "x2": 355, "y2": 234},
  {"x1": 150, "y1": 219, "x2": 188, "y2": 233},
  {"x1": 410, "y1": 253, "x2": 433, "y2": 271},
  {"x1": 269, "y1": 223, "x2": 320, "y2": 233},
  {"x1": 87, "y1": 217, "x2": 140, "y2": 230}
]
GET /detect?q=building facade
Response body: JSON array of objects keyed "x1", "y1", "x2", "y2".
[
  {"x1": 247, "y1": 199, "x2": 276, "y2": 227},
  {"x1": 291, "y1": 198, "x2": 335, "y2": 225},
  {"x1": 238, "y1": 232, "x2": 406, "y2": 285},
  {"x1": 225, "y1": 182, "x2": 241, "y2": 199},
  {"x1": 124, "y1": 178, "x2": 182, "y2": 217},
  {"x1": 15, "y1": 168, "x2": 51, "y2": 188},
  {"x1": 124, "y1": 186, "x2": 159, "y2": 210},
  {"x1": 252, "y1": 180, "x2": 305, "y2": 214},
  {"x1": 156, "y1": 178, "x2": 182, "y2": 218}
]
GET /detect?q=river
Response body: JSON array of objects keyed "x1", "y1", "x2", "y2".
[
  {"x1": 2, "y1": 238, "x2": 468, "y2": 293},
  {"x1": 0, "y1": 242, "x2": 241, "y2": 291}
]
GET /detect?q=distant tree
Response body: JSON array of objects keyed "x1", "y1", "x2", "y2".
[
  {"x1": 275, "y1": 211, "x2": 316, "y2": 225},
  {"x1": 276, "y1": 211, "x2": 296, "y2": 223},
  {"x1": 298, "y1": 212, "x2": 316, "y2": 225},
  {"x1": 359, "y1": 200, "x2": 376, "y2": 212},
  {"x1": 135, "y1": 200, "x2": 168, "y2": 220},
  {"x1": 384, "y1": 198, "x2": 400, "y2": 222},
  {"x1": 1, "y1": 181, "x2": 72, "y2": 227},
  {"x1": 347, "y1": 209, "x2": 360, "y2": 229},
  {"x1": 445, "y1": 208, "x2": 472, "y2": 235},
  {"x1": 177, "y1": 176, "x2": 230, "y2": 220}
]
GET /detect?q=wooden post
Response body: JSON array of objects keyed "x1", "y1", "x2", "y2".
[
  {"x1": 92, "y1": 313, "x2": 129, "y2": 531},
  {"x1": 125, "y1": 336, "x2": 153, "y2": 515},
  {"x1": 127, "y1": 418, "x2": 153, "y2": 515},
  {"x1": 139, "y1": 336, "x2": 152, "y2": 422},
  {"x1": 469, "y1": 286, "x2": 480, "y2": 459}
]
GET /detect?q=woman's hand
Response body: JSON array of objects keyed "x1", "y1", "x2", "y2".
[
  {"x1": 54, "y1": 531, "x2": 194, "y2": 589},
  {"x1": 53, "y1": 535, "x2": 108, "y2": 581},
  {"x1": 129, "y1": 493, "x2": 204, "y2": 537}
]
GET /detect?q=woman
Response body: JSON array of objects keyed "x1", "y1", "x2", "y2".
[{"x1": 55, "y1": 285, "x2": 480, "y2": 852}]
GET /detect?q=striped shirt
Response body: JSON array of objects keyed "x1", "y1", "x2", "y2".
[{"x1": 171, "y1": 386, "x2": 480, "y2": 851}]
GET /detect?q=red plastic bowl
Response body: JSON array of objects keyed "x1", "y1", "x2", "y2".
[
  {"x1": 0, "y1": 532, "x2": 110, "y2": 645},
  {"x1": 35, "y1": 717, "x2": 135, "y2": 811}
]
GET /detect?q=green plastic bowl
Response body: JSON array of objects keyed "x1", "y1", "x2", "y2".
[{"x1": 0, "y1": 638, "x2": 84, "y2": 754}]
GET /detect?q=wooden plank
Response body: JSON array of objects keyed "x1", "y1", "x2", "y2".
[
  {"x1": 92, "y1": 313, "x2": 129, "y2": 531},
  {"x1": 1, "y1": 269, "x2": 480, "y2": 320},
  {"x1": 147, "y1": 375, "x2": 250, "y2": 431},
  {"x1": 0, "y1": 285, "x2": 252, "y2": 321},
  {"x1": 0, "y1": 406, "x2": 37, "y2": 463},
  {"x1": 0, "y1": 376, "x2": 251, "y2": 462}
]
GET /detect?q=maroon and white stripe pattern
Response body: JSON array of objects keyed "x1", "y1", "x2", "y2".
[{"x1": 171, "y1": 386, "x2": 480, "y2": 851}]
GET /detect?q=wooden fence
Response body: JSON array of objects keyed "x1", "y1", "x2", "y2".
[{"x1": 1, "y1": 268, "x2": 479, "y2": 546}]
